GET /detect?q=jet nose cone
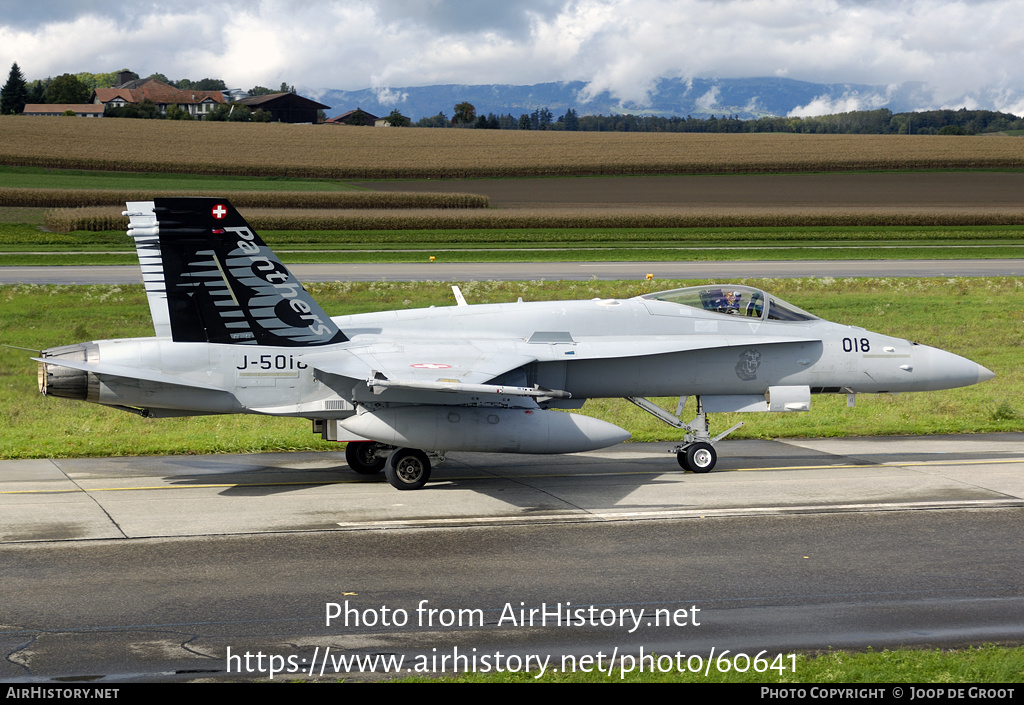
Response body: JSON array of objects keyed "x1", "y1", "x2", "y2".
[{"x1": 916, "y1": 345, "x2": 994, "y2": 390}]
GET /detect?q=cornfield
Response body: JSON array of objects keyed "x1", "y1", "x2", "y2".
[
  {"x1": 0, "y1": 188, "x2": 488, "y2": 209},
  {"x1": 44, "y1": 205, "x2": 1024, "y2": 233},
  {"x1": 3, "y1": 117, "x2": 1022, "y2": 179}
]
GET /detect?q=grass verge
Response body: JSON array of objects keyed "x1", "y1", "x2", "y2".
[
  {"x1": 390, "y1": 644, "x2": 1024, "y2": 682},
  {"x1": 2, "y1": 224, "x2": 1022, "y2": 265},
  {"x1": 5, "y1": 246, "x2": 1024, "y2": 267}
]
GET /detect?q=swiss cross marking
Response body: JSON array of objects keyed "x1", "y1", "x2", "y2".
[{"x1": 212, "y1": 204, "x2": 228, "y2": 220}]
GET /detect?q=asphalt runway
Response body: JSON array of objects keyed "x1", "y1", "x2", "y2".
[
  {"x1": 3, "y1": 434, "x2": 1024, "y2": 681},
  {"x1": 3, "y1": 259, "x2": 1024, "y2": 285}
]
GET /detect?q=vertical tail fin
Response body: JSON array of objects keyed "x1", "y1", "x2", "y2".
[
  {"x1": 124, "y1": 198, "x2": 347, "y2": 347},
  {"x1": 125, "y1": 200, "x2": 172, "y2": 338}
]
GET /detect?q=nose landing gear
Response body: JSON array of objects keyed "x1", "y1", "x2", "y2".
[
  {"x1": 624, "y1": 396, "x2": 743, "y2": 474},
  {"x1": 679, "y1": 441, "x2": 717, "y2": 473}
]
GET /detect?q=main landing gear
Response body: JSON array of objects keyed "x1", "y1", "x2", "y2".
[
  {"x1": 344, "y1": 441, "x2": 392, "y2": 474},
  {"x1": 385, "y1": 448, "x2": 432, "y2": 490},
  {"x1": 344, "y1": 441, "x2": 445, "y2": 490},
  {"x1": 624, "y1": 396, "x2": 743, "y2": 474}
]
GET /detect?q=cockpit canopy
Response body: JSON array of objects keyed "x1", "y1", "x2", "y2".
[{"x1": 640, "y1": 285, "x2": 818, "y2": 322}]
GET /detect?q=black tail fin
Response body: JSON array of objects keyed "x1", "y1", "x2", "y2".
[{"x1": 125, "y1": 197, "x2": 347, "y2": 347}]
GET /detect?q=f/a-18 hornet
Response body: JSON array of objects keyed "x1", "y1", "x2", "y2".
[{"x1": 37, "y1": 198, "x2": 994, "y2": 490}]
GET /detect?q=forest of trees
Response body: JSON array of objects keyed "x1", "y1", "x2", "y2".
[
  {"x1": 416, "y1": 106, "x2": 567, "y2": 130},
  {"x1": 571, "y1": 108, "x2": 1024, "y2": 134},
  {"x1": 416, "y1": 103, "x2": 1024, "y2": 135}
]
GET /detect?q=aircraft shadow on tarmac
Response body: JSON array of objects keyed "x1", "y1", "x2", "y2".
[
  {"x1": 151, "y1": 440, "x2": 883, "y2": 513},
  {"x1": 130, "y1": 432, "x2": 1024, "y2": 528},
  {"x1": 158, "y1": 451, "x2": 685, "y2": 507}
]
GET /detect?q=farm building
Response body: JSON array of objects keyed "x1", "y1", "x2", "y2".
[
  {"x1": 93, "y1": 77, "x2": 225, "y2": 118},
  {"x1": 326, "y1": 108, "x2": 378, "y2": 126},
  {"x1": 375, "y1": 113, "x2": 410, "y2": 127},
  {"x1": 232, "y1": 92, "x2": 330, "y2": 123}
]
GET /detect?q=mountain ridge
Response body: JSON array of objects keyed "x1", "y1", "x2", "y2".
[{"x1": 310, "y1": 76, "x2": 945, "y2": 122}]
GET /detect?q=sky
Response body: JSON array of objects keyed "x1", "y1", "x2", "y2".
[{"x1": 2, "y1": 0, "x2": 1023, "y2": 116}]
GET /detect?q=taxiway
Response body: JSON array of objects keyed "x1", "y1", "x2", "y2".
[
  {"x1": 4, "y1": 435, "x2": 1024, "y2": 541},
  {"x1": 3, "y1": 435, "x2": 1023, "y2": 681}
]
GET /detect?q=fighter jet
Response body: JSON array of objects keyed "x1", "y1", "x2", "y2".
[{"x1": 36, "y1": 198, "x2": 994, "y2": 490}]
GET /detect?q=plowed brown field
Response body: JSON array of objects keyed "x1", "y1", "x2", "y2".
[
  {"x1": 358, "y1": 172, "x2": 1024, "y2": 209},
  {"x1": 354, "y1": 172, "x2": 1024, "y2": 226}
]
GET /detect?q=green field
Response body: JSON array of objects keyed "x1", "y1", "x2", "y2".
[
  {"x1": 395, "y1": 644, "x2": 1024, "y2": 683},
  {"x1": 3, "y1": 224, "x2": 1023, "y2": 266},
  {"x1": 0, "y1": 164, "x2": 363, "y2": 192}
]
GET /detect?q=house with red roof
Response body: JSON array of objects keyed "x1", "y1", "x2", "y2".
[{"x1": 93, "y1": 77, "x2": 225, "y2": 119}]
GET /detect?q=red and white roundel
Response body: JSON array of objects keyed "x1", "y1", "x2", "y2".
[
  {"x1": 211, "y1": 204, "x2": 228, "y2": 220},
  {"x1": 410, "y1": 363, "x2": 452, "y2": 369}
]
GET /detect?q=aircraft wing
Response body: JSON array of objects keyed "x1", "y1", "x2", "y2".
[
  {"x1": 300, "y1": 344, "x2": 548, "y2": 399},
  {"x1": 300, "y1": 344, "x2": 539, "y2": 384}
]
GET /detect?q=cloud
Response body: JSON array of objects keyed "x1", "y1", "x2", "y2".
[
  {"x1": 0, "y1": 1, "x2": 249, "y2": 31},
  {"x1": 373, "y1": 86, "x2": 409, "y2": 106},
  {"x1": 694, "y1": 86, "x2": 721, "y2": 114},
  {"x1": 2, "y1": 0, "x2": 1023, "y2": 115},
  {"x1": 373, "y1": 0, "x2": 566, "y2": 39},
  {"x1": 789, "y1": 89, "x2": 893, "y2": 118}
]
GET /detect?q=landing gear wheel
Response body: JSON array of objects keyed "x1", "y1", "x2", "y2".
[
  {"x1": 345, "y1": 441, "x2": 387, "y2": 474},
  {"x1": 385, "y1": 448, "x2": 432, "y2": 490},
  {"x1": 686, "y1": 442, "x2": 717, "y2": 473},
  {"x1": 676, "y1": 447, "x2": 692, "y2": 471}
]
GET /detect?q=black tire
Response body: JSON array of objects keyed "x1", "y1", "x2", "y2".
[
  {"x1": 345, "y1": 441, "x2": 387, "y2": 474},
  {"x1": 385, "y1": 448, "x2": 432, "y2": 490},
  {"x1": 686, "y1": 442, "x2": 717, "y2": 473},
  {"x1": 676, "y1": 449, "x2": 692, "y2": 471}
]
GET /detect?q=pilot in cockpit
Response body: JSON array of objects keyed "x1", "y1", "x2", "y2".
[{"x1": 723, "y1": 290, "x2": 742, "y2": 313}]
